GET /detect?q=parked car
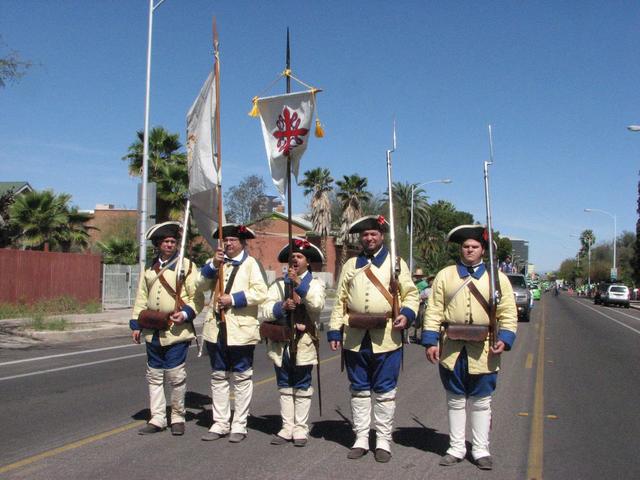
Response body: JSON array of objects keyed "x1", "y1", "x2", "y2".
[
  {"x1": 530, "y1": 283, "x2": 542, "y2": 301},
  {"x1": 507, "y1": 274, "x2": 532, "y2": 322},
  {"x1": 602, "y1": 284, "x2": 630, "y2": 308},
  {"x1": 594, "y1": 282, "x2": 612, "y2": 305}
]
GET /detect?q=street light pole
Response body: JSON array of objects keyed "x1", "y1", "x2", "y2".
[
  {"x1": 139, "y1": 0, "x2": 167, "y2": 274},
  {"x1": 409, "y1": 179, "x2": 452, "y2": 272},
  {"x1": 584, "y1": 208, "x2": 616, "y2": 280}
]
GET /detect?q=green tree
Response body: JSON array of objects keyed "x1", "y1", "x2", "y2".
[
  {"x1": 122, "y1": 126, "x2": 188, "y2": 222},
  {"x1": 97, "y1": 237, "x2": 138, "y2": 264},
  {"x1": 8, "y1": 190, "x2": 91, "y2": 252},
  {"x1": 0, "y1": 189, "x2": 17, "y2": 247},
  {"x1": 336, "y1": 174, "x2": 371, "y2": 265},
  {"x1": 299, "y1": 167, "x2": 333, "y2": 267}
]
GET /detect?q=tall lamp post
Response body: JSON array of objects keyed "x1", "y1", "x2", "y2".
[
  {"x1": 139, "y1": 0, "x2": 167, "y2": 273},
  {"x1": 409, "y1": 179, "x2": 452, "y2": 273},
  {"x1": 584, "y1": 208, "x2": 617, "y2": 280}
]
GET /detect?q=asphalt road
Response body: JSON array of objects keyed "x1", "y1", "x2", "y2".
[{"x1": 0, "y1": 294, "x2": 638, "y2": 479}]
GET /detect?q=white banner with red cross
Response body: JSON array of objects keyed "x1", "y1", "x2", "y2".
[{"x1": 256, "y1": 91, "x2": 315, "y2": 196}]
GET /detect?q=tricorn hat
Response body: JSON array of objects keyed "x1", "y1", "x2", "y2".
[
  {"x1": 348, "y1": 215, "x2": 389, "y2": 234},
  {"x1": 277, "y1": 238, "x2": 324, "y2": 264},
  {"x1": 413, "y1": 268, "x2": 426, "y2": 278},
  {"x1": 145, "y1": 221, "x2": 181, "y2": 242},
  {"x1": 447, "y1": 224, "x2": 490, "y2": 248},
  {"x1": 212, "y1": 224, "x2": 256, "y2": 240}
]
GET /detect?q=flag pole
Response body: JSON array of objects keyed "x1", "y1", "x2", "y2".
[
  {"x1": 286, "y1": 27, "x2": 293, "y2": 265},
  {"x1": 213, "y1": 18, "x2": 225, "y2": 322}
]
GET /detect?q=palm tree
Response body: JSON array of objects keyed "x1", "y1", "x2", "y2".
[
  {"x1": 299, "y1": 167, "x2": 334, "y2": 267},
  {"x1": 122, "y1": 127, "x2": 185, "y2": 177},
  {"x1": 382, "y1": 181, "x2": 429, "y2": 261},
  {"x1": 122, "y1": 126, "x2": 188, "y2": 222},
  {"x1": 58, "y1": 207, "x2": 95, "y2": 252},
  {"x1": 97, "y1": 237, "x2": 138, "y2": 264},
  {"x1": 336, "y1": 174, "x2": 371, "y2": 265},
  {"x1": 8, "y1": 190, "x2": 92, "y2": 252}
]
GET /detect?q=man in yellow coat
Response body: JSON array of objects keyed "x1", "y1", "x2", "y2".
[
  {"x1": 130, "y1": 221, "x2": 204, "y2": 436},
  {"x1": 328, "y1": 215, "x2": 419, "y2": 463},
  {"x1": 197, "y1": 224, "x2": 268, "y2": 443},
  {"x1": 259, "y1": 238, "x2": 326, "y2": 447},
  {"x1": 423, "y1": 225, "x2": 517, "y2": 470}
]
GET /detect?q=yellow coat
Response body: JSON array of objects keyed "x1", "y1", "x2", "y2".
[
  {"x1": 259, "y1": 272, "x2": 326, "y2": 367},
  {"x1": 132, "y1": 258, "x2": 205, "y2": 347},
  {"x1": 197, "y1": 253, "x2": 268, "y2": 346},
  {"x1": 423, "y1": 264, "x2": 517, "y2": 374},
  {"x1": 329, "y1": 250, "x2": 419, "y2": 353}
]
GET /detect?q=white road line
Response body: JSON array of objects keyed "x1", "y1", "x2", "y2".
[
  {"x1": 570, "y1": 298, "x2": 640, "y2": 335},
  {"x1": 0, "y1": 344, "x2": 142, "y2": 367},
  {"x1": 0, "y1": 353, "x2": 146, "y2": 382},
  {"x1": 0, "y1": 343, "x2": 202, "y2": 382},
  {"x1": 573, "y1": 298, "x2": 640, "y2": 322}
]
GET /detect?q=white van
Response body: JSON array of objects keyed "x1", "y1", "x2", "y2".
[{"x1": 602, "y1": 284, "x2": 630, "y2": 308}]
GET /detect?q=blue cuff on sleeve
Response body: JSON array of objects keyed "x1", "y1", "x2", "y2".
[
  {"x1": 201, "y1": 262, "x2": 217, "y2": 279},
  {"x1": 130, "y1": 319, "x2": 141, "y2": 331},
  {"x1": 294, "y1": 282, "x2": 310, "y2": 298},
  {"x1": 498, "y1": 329, "x2": 516, "y2": 350},
  {"x1": 327, "y1": 329, "x2": 342, "y2": 342},
  {"x1": 421, "y1": 330, "x2": 439, "y2": 347},
  {"x1": 273, "y1": 301, "x2": 285, "y2": 320},
  {"x1": 181, "y1": 305, "x2": 196, "y2": 322},
  {"x1": 400, "y1": 306, "x2": 416, "y2": 324},
  {"x1": 232, "y1": 291, "x2": 247, "y2": 309}
]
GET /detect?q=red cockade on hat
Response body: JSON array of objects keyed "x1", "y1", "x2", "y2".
[
  {"x1": 377, "y1": 215, "x2": 386, "y2": 225},
  {"x1": 294, "y1": 239, "x2": 311, "y2": 249},
  {"x1": 238, "y1": 225, "x2": 247, "y2": 233},
  {"x1": 482, "y1": 228, "x2": 489, "y2": 242}
]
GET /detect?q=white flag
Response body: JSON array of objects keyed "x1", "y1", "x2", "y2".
[
  {"x1": 187, "y1": 69, "x2": 224, "y2": 248},
  {"x1": 257, "y1": 91, "x2": 315, "y2": 196}
]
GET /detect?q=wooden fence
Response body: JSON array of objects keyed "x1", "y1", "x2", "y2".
[{"x1": 0, "y1": 249, "x2": 102, "y2": 304}]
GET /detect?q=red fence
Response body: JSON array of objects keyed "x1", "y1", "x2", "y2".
[{"x1": 0, "y1": 249, "x2": 102, "y2": 304}]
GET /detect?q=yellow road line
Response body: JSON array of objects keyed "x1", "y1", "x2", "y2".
[
  {"x1": 525, "y1": 353, "x2": 534, "y2": 369},
  {"x1": 0, "y1": 421, "x2": 145, "y2": 474},
  {"x1": 0, "y1": 352, "x2": 341, "y2": 474},
  {"x1": 527, "y1": 297, "x2": 546, "y2": 479}
]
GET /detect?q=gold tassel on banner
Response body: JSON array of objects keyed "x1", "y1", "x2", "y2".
[
  {"x1": 315, "y1": 118, "x2": 325, "y2": 138},
  {"x1": 248, "y1": 97, "x2": 259, "y2": 117}
]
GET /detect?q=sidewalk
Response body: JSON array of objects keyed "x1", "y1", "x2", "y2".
[{"x1": 0, "y1": 296, "x2": 337, "y2": 349}]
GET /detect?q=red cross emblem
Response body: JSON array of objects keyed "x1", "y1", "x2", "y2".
[{"x1": 273, "y1": 107, "x2": 309, "y2": 156}]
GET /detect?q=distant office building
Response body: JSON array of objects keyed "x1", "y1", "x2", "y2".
[{"x1": 507, "y1": 237, "x2": 529, "y2": 275}]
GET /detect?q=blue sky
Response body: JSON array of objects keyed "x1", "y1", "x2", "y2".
[{"x1": 2, "y1": 0, "x2": 639, "y2": 272}]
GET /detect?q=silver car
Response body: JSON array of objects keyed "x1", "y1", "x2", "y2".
[
  {"x1": 602, "y1": 285, "x2": 630, "y2": 308},
  {"x1": 506, "y1": 274, "x2": 532, "y2": 321}
]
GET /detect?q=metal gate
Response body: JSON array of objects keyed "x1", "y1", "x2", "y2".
[{"x1": 102, "y1": 265, "x2": 140, "y2": 310}]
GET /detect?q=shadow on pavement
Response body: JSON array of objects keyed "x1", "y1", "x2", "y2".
[
  {"x1": 309, "y1": 409, "x2": 353, "y2": 448},
  {"x1": 393, "y1": 416, "x2": 449, "y2": 455},
  {"x1": 248, "y1": 414, "x2": 281, "y2": 435}
]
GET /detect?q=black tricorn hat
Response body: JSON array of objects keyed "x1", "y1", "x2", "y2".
[
  {"x1": 277, "y1": 238, "x2": 324, "y2": 263},
  {"x1": 212, "y1": 224, "x2": 256, "y2": 240},
  {"x1": 145, "y1": 221, "x2": 181, "y2": 242},
  {"x1": 447, "y1": 224, "x2": 489, "y2": 247},
  {"x1": 348, "y1": 215, "x2": 390, "y2": 234}
]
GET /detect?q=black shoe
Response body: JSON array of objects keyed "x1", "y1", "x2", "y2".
[
  {"x1": 270, "y1": 435, "x2": 290, "y2": 445},
  {"x1": 170, "y1": 422, "x2": 185, "y2": 436},
  {"x1": 475, "y1": 456, "x2": 493, "y2": 470},
  {"x1": 201, "y1": 431, "x2": 225, "y2": 441},
  {"x1": 347, "y1": 447, "x2": 367, "y2": 459},
  {"x1": 293, "y1": 438, "x2": 308, "y2": 447},
  {"x1": 439, "y1": 454, "x2": 463, "y2": 466},
  {"x1": 138, "y1": 423, "x2": 164, "y2": 435},
  {"x1": 229, "y1": 433, "x2": 247, "y2": 443},
  {"x1": 374, "y1": 449, "x2": 391, "y2": 463}
]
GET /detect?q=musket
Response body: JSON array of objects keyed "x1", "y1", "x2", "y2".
[
  {"x1": 385, "y1": 121, "x2": 402, "y2": 363},
  {"x1": 174, "y1": 198, "x2": 199, "y2": 350},
  {"x1": 483, "y1": 125, "x2": 499, "y2": 348}
]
